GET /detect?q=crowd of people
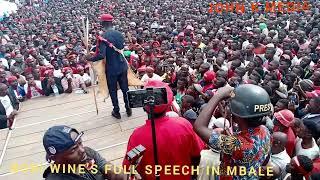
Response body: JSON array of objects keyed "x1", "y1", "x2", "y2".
[{"x1": 1, "y1": 0, "x2": 320, "y2": 179}]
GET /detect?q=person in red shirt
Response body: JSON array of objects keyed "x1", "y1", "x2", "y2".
[
  {"x1": 122, "y1": 80, "x2": 204, "y2": 180},
  {"x1": 200, "y1": 70, "x2": 216, "y2": 93},
  {"x1": 273, "y1": 109, "x2": 296, "y2": 157},
  {"x1": 252, "y1": 34, "x2": 266, "y2": 55}
]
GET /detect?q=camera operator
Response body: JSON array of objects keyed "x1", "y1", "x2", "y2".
[
  {"x1": 194, "y1": 84, "x2": 272, "y2": 179},
  {"x1": 43, "y1": 125, "x2": 126, "y2": 180},
  {"x1": 122, "y1": 80, "x2": 204, "y2": 180}
]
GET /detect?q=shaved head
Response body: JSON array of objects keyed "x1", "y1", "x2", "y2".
[{"x1": 272, "y1": 132, "x2": 288, "y2": 154}]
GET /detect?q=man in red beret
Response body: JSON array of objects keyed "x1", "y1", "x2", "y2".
[
  {"x1": 87, "y1": 14, "x2": 131, "y2": 119},
  {"x1": 41, "y1": 70, "x2": 64, "y2": 96}
]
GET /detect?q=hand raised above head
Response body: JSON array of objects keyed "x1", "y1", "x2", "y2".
[{"x1": 215, "y1": 85, "x2": 234, "y2": 100}]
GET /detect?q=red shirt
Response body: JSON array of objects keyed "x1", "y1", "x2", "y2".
[
  {"x1": 123, "y1": 116, "x2": 204, "y2": 180},
  {"x1": 312, "y1": 158, "x2": 320, "y2": 174},
  {"x1": 306, "y1": 86, "x2": 320, "y2": 98},
  {"x1": 285, "y1": 127, "x2": 296, "y2": 157},
  {"x1": 227, "y1": 69, "x2": 235, "y2": 79},
  {"x1": 202, "y1": 83, "x2": 216, "y2": 93}
]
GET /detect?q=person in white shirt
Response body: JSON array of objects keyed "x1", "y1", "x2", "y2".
[
  {"x1": 141, "y1": 66, "x2": 163, "y2": 85},
  {"x1": 295, "y1": 119, "x2": 320, "y2": 160},
  {"x1": 271, "y1": 132, "x2": 291, "y2": 178},
  {"x1": 78, "y1": 66, "x2": 91, "y2": 87},
  {"x1": 0, "y1": 83, "x2": 17, "y2": 129},
  {"x1": 24, "y1": 74, "x2": 44, "y2": 99},
  {"x1": 0, "y1": 83, "x2": 14, "y2": 116},
  {"x1": 52, "y1": 60, "x2": 63, "y2": 78}
]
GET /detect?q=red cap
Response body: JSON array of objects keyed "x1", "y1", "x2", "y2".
[
  {"x1": 7, "y1": 76, "x2": 17, "y2": 84},
  {"x1": 203, "y1": 71, "x2": 216, "y2": 82},
  {"x1": 100, "y1": 14, "x2": 113, "y2": 22},
  {"x1": 274, "y1": 109, "x2": 294, "y2": 127},
  {"x1": 62, "y1": 67, "x2": 73, "y2": 74},
  {"x1": 144, "y1": 80, "x2": 173, "y2": 114}
]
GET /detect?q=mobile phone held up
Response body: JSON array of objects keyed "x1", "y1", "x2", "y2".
[{"x1": 127, "y1": 88, "x2": 168, "y2": 108}]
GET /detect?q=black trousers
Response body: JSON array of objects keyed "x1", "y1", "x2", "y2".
[{"x1": 107, "y1": 70, "x2": 130, "y2": 112}]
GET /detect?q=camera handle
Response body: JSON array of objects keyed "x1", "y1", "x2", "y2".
[{"x1": 144, "y1": 96, "x2": 160, "y2": 180}]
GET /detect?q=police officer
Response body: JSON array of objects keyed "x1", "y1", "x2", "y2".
[
  {"x1": 194, "y1": 84, "x2": 272, "y2": 179},
  {"x1": 88, "y1": 14, "x2": 131, "y2": 119}
]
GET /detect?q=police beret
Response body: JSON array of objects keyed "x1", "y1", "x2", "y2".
[{"x1": 100, "y1": 14, "x2": 113, "y2": 22}]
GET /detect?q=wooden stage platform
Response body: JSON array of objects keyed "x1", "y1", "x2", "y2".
[{"x1": 0, "y1": 88, "x2": 146, "y2": 179}]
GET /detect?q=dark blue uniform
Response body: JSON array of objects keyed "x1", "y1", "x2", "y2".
[{"x1": 90, "y1": 28, "x2": 130, "y2": 113}]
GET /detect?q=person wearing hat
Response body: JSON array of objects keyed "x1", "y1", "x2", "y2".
[
  {"x1": 41, "y1": 70, "x2": 64, "y2": 96},
  {"x1": 273, "y1": 109, "x2": 296, "y2": 157},
  {"x1": 87, "y1": 14, "x2": 131, "y2": 119},
  {"x1": 61, "y1": 67, "x2": 88, "y2": 94},
  {"x1": 122, "y1": 80, "x2": 204, "y2": 180},
  {"x1": 7, "y1": 75, "x2": 25, "y2": 102},
  {"x1": 200, "y1": 70, "x2": 216, "y2": 93},
  {"x1": 42, "y1": 125, "x2": 126, "y2": 180},
  {"x1": 194, "y1": 84, "x2": 272, "y2": 179}
]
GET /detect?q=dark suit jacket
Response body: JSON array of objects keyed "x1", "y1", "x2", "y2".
[
  {"x1": 90, "y1": 28, "x2": 128, "y2": 76},
  {"x1": 0, "y1": 92, "x2": 19, "y2": 129},
  {"x1": 8, "y1": 87, "x2": 20, "y2": 110},
  {"x1": 41, "y1": 77, "x2": 64, "y2": 96},
  {"x1": 0, "y1": 102, "x2": 7, "y2": 129}
]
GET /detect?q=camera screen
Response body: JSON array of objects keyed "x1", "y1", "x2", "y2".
[{"x1": 127, "y1": 88, "x2": 168, "y2": 108}]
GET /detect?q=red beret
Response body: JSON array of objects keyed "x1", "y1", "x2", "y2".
[
  {"x1": 62, "y1": 67, "x2": 73, "y2": 74},
  {"x1": 7, "y1": 76, "x2": 17, "y2": 84},
  {"x1": 203, "y1": 71, "x2": 216, "y2": 82},
  {"x1": 274, "y1": 109, "x2": 294, "y2": 127},
  {"x1": 100, "y1": 14, "x2": 113, "y2": 22}
]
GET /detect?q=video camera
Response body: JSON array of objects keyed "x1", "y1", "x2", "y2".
[{"x1": 127, "y1": 88, "x2": 168, "y2": 108}]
